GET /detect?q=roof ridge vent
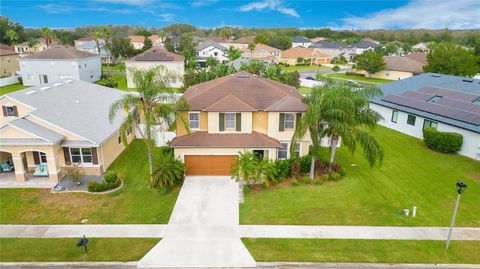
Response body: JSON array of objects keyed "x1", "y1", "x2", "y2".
[
  {"x1": 462, "y1": 78, "x2": 474, "y2": 83},
  {"x1": 237, "y1": 74, "x2": 250, "y2": 78},
  {"x1": 39, "y1": 86, "x2": 50, "y2": 90},
  {"x1": 25, "y1": 90, "x2": 37, "y2": 95},
  {"x1": 431, "y1": 74, "x2": 441, "y2": 77}
]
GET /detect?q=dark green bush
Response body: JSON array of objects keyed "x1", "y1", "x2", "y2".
[
  {"x1": 96, "y1": 78, "x2": 119, "y2": 88},
  {"x1": 423, "y1": 127, "x2": 463, "y2": 153},
  {"x1": 299, "y1": 155, "x2": 312, "y2": 174},
  {"x1": 345, "y1": 72, "x2": 365, "y2": 77},
  {"x1": 274, "y1": 159, "x2": 293, "y2": 180},
  {"x1": 103, "y1": 171, "x2": 118, "y2": 184},
  {"x1": 290, "y1": 178, "x2": 299, "y2": 186}
]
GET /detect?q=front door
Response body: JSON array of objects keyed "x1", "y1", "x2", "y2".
[{"x1": 39, "y1": 75, "x2": 48, "y2": 85}]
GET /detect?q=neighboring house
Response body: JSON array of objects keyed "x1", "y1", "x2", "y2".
[
  {"x1": 310, "y1": 40, "x2": 354, "y2": 59},
  {"x1": 19, "y1": 46, "x2": 102, "y2": 86},
  {"x1": 241, "y1": 43, "x2": 280, "y2": 64},
  {"x1": 0, "y1": 45, "x2": 20, "y2": 76},
  {"x1": 226, "y1": 57, "x2": 254, "y2": 70},
  {"x1": 370, "y1": 73, "x2": 480, "y2": 160},
  {"x1": 292, "y1": 36, "x2": 312, "y2": 48},
  {"x1": 357, "y1": 53, "x2": 427, "y2": 80},
  {"x1": 171, "y1": 72, "x2": 312, "y2": 175},
  {"x1": 148, "y1": 35, "x2": 164, "y2": 46},
  {"x1": 352, "y1": 40, "x2": 382, "y2": 55},
  {"x1": 363, "y1": 38, "x2": 380, "y2": 44},
  {"x1": 413, "y1": 42, "x2": 431, "y2": 53},
  {"x1": 128, "y1": 35, "x2": 146, "y2": 50},
  {"x1": 209, "y1": 37, "x2": 233, "y2": 48},
  {"x1": 0, "y1": 79, "x2": 135, "y2": 182},
  {"x1": 125, "y1": 46, "x2": 184, "y2": 88},
  {"x1": 228, "y1": 36, "x2": 256, "y2": 50},
  {"x1": 75, "y1": 39, "x2": 111, "y2": 62},
  {"x1": 280, "y1": 47, "x2": 331, "y2": 65},
  {"x1": 74, "y1": 37, "x2": 95, "y2": 47},
  {"x1": 196, "y1": 40, "x2": 228, "y2": 67},
  {"x1": 13, "y1": 38, "x2": 61, "y2": 55},
  {"x1": 311, "y1": 36, "x2": 327, "y2": 42}
]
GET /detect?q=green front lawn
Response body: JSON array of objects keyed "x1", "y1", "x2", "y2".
[
  {"x1": 0, "y1": 140, "x2": 180, "y2": 224},
  {"x1": 0, "y1": 238, "x2": 158, "y2": 262},
  {"x1": 240, "y1": 126, "x2": 480, "y2": 226},
  {"x1": 0, "y1": 83, "x2": 30, "y2": 95},
  {"x1": 325, "y1": 72, "x2": 392, "y2": 84},
  {"x1": 109, "y1": 75, "x2": 130, "y2": 91},
  {"x1": 281, "y1": 65, "x2": 331, "y2": 72},
  {"x1": 102, "y1": 62, "x2": 125, "y2": 73},
  {"x1": 243, "y1": 239, "x2": 480, "y2": 264}
]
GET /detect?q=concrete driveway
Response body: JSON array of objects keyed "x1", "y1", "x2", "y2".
[{"x1": 137, "y1": 176, "x2": 255, "y2": 268}]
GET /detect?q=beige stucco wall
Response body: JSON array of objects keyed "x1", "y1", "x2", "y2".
[
  {"x1": 207, "y1": 112, "x2": 252, "y2": 133},
  {"x1": 252, "y1": 111, "x2": 269, "y2": 134},
  {"x1": 99, "y1": 128, "x2": 135, "y2": 170},
  {"x1": 176, "y1": 111, "x2": 208, "y2": 136},
  {"x1": 0, "y1": 54, "x2": 20, "y2": 76},
  {"x1": 357, "y1": 70, "x2": 412, "y2": 80},
  {"x1": 0, "y1": 125, "x2": 37, "y2": 138},
  {"x1": 125, "y1": 61, "x2": 184, "y2": 88},
  {"x1": 280, "y1": 57, "x2": 330, "y2": 66},
  {"x1": 0, "y1": 97, "x2": 33, "y2": 126}
]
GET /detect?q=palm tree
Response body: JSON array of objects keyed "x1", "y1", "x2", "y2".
[
  {"x1": 5, "y1": 29, "x2": 19, "y2": 45},
  {"x1": 41, "y1": 27, "x2": 54, "y2": 48},
  {"x1": 320, "y1": 81, "x2": 384, "y2": 168},
  {"x1": 109, "y1": 66, "x2": 190, "y2": 184},
  {"x1": 218, "y1": 28, "x2": 231, "y2": 41},
  {"x1": 248, "y1": 41, "x2": 256, "y2": 53},
  {"x1": 159, "y1": 31, "x2": 167, "y2": 43},
  {"x1": 92, "y1": 31, "x2": 102, "y2": 54},
  {"x1": 101, "y1": 27, "x2": 113, "y2": 77},
  {"x1": 27, "y1": 37, "x2": 39, "y2": 50}
]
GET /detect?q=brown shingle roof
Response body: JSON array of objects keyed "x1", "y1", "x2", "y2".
[
  {"x1": 0, "y1": 44, "x2": 16, "y2": 56},
  {"x1": 281, "y1": 47, "x2": 329, "y2": 59},
  {"x1": 183, "y1": 72, "x2": 306, "y2": 112},
  {"x1": 128, "y1": 35, "x2": 145, "y2": 43},
  {"x1": 384, "y1": 55, "x2": 425, "y2": 73},
  {"x1": 405, "y1": 53, "x2": 427, "y2": 65},
  {"x1": 242, "y1": 43, "x2": 280, "y2": 53},
  {"x1": 170, "y1": 131, "x2": 281, "y2": 148},
  {"x1": 22, "y1": 46, "x2": 98, "y2": 59},
  {"x1": 127, "y1": 46, "x2": 184, "y2": 62},
  {"x1": 204, "y1": 94, "x2": 256, "y2": 111},
  {"x1": 233, "y1": 36, "x2": 256, "y2": 44}
]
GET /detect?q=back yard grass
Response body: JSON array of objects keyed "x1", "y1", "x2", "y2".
[
  {"x1": 0, "y1": 140, "x2": 180, "y2": 224},
  {"x1": 325, "y1": 72, "x2": 393, "y2": 84},
  {"x1": 281, "y1": 65, "x2": 331, "y2": 72},
  {"x1": 240, "y1": 126, "x2": 480, "y2": 226},
  {"x1": 0, "y1": 83, "x2": 29, "y2": 95}
]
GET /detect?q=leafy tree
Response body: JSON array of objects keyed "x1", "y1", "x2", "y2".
[
  {"x1": 261, "y1": 65, "x2": 283, "y2": 81},
  {"x1": 226, "y1": 46, "x2": 241, "y2": 61},
  {"x1": 281, "y1": 71, "x2": 300, "y2": 88},
  {"x1": 109, "y1": 37, "x2": 135, "y2": 59},
  {"x1": 152, "y1": 153, "x2": 185, "y2": 189},
  {"x1": 423, "y1": 42, "x2": 479, "y2": 77},
  {"x1": 179, "y1": 33, "x2": 197, "y2": 69},
  {"x1": 254, "y1": 34, "x2": 269, "y2": 45},
  {"x1": 206, "y1": 56, "x2": 219, "y2": 67},
  {"x1": 27, "y1": 37, "x2": 38, "y2": 48},
  {"x1": 158, "y1": 31, "x2": 167, "y2": 43},
  {"x1": 247, "y1": 41, "x2": 256, "y2": 52},
  {"x1": 136, "y1": 28, "x2": 152, "y2": 37},
  {"x1": 240, "y1": 60, "x2": 265, "y2": 75},
  {"x1": 0, "y1": 16, "x2": 25, "y2": 45},
  {"x1": 354, "y1": 51, "x2": 386, "y2": 77},
  {"x1": 5, "y1": 29, "x2": 19, "y2": 44},
  {"x1": 331, "y1": 56, "x2": 347, "y2": 64},
  {"x1": 109, "y1": 67, "x2": 189, "y2": 184},
  {"x1": 164, "y1": 37, "x2": 175, "y2": 52},
  {"x1": 143, "y1": 36, "x2": 153, "y2": 50},
  {"x1": 332, "y1": 65, "x2": 340, "y2": 72},
  {"x1": 162, "y1": 23, "x2": 197, "y2": 36},
  {"x1": 218, "y1": 28, "x2": 231, "y2": 41}
]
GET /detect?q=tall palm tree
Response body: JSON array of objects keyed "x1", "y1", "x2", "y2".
[
  {"x1": 291, "y1": 86, "x2": 325, "y2": 178},
  {"x1": 109, "y1": 67, "x2": 189, "y2": 184},
  {"x1": 41, "y1": 27, "x2": 54, "y2": 48},
  {"x1": 92, "y1": 31, "x2": 102, "y2": 54},
  {"x1": 320, "y1": 81, "x2": 384, "y2": 167},
  {"x1": 159, "y1": 31, "x2": 167, "y2": 43},
  {"x1": 218, "y1": 28, "x2": 231, "y2": 41},
  {"x1": 101, "y1": 27, "x2": 113, "y2": 76}
]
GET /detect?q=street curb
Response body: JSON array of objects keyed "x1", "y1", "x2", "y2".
[{"x1": 257, "y1": 262, "x2": 480, "y2": 268}]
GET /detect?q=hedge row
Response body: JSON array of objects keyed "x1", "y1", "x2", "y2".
[{"x1": 423, "y1": 127, "x2": 463, "y2": 153}]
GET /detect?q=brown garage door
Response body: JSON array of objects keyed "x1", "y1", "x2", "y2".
[{"x1": 184, "y1": 155, "x2": 237, "y2": 176}]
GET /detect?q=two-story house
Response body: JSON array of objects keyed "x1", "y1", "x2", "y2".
[
  {"x1": 241, "y1": 43, "x2": 280, "y2": 64},
  {"x1": 19, "y1": 46, "x2": 101, "y2": 86},
  {"x1": 196, "y1": 40, "x2": 229, "y2": 67},
  {"x1": 171, "y1": 72, "x2": 311, "y2": 175},
  {"x1": 0, "y1": 79, "x2": 134, "y2": 183}
]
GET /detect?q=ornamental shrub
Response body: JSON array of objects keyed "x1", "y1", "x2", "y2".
[
  {"x1": 88, "y1": 172, "x2": 121, "y2": 192},
  {"x1": 299, "y1": 155, "x2": 312, "y2": 174},
  {"x1": 423, "y1": 127, "x2": 463, "y2": 153},
  {"x1": 274, "y1": 159, "x2": 292, "y2": 180},
  {"x1": 103, "y1": 171, "x2": 118, "y2": 184},
  {"x1": 96, "y1": 78, "x2": 119, "y2": 88}
]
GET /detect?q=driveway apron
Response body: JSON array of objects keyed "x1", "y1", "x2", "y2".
[{"x1": 137, "y1": 176, "x2": 256, "y2": 268}]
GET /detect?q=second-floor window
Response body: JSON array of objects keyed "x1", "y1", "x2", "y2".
[
  {"x1": 225, "y1": 113, "x2": 235, "y2": 129},
  {"x1": 5, "y1": 106, "x2": 16, "y2": 117},
  {"x1": 189, "y1": 112, "x2": 200, "y2": 129},
  {"x1": 284, "y1": 113, "x2": 295, "y2": 129}
]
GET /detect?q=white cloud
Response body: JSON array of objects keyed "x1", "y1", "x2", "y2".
[
  {"x1": 39, "y1": 4, "x2": 133, "y2": 14},
  {"x1": 239, "y1": 0, "x2": 299, "y2": 18},
  {"x1": 94, "y1": 0, "x2": 153, "y2": 6},
  {"x1": 340, "y1": 0, "x2": 480, "y2": 30},
  {"x1": 191, "y1": 0, "x2": 218, "y2": 7},
  {"x1": 39, "y1": 4, "x2": 74, "y2": 14},
  {"x1": 156, "y1": 13, "x2": 175, "y2": 22}
]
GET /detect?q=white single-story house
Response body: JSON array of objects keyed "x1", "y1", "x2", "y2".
[
  {"x1": 370, "y1": 73, "x2": 480, "y2": 160},
  {"x1": 291, "y1": 36, "x2": 312, "y2": 48},
  {"x1": 18, "y1": 46, "x2": 101, "y2": 86}
]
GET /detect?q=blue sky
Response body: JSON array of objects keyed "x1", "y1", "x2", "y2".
[{"x1": 2, "y1": 0, "x2": 479, "y2": 29}]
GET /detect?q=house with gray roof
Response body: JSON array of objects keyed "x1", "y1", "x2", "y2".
[
  {"x1": 0, "y1": 79, "x2": 135, "y2": 182},
  {"x1": 196, "y1": 40, "x2": 228, "y2": 67},
  {"x1": 74, "y1": 39, "x2": 111, "y2": 62},
  {"x1": 291, "y1": 36, "x2": 312, "y2": 48},
  {"x1": 18, "y1": 46, "x2": 101, "y2": 86},
  {"x1": 370, "y1": 73, "x2": 480, "y2": 160}
]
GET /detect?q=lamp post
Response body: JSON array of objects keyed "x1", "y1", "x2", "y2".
[{"x1": 445, "y1": 181, "x2": 467, "y2": 250}]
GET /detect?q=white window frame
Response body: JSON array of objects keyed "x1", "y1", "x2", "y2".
[
  {"x1": 69, "y1": 147, "x2": 93, "y2": 165},
  {"x1": 277, "y1": 142, "x2": 301, "y2": 159},
  {"x1": 284, "y1": 113, "x2": 295, "y2": 129},
  {"x1": 277, "y1": 142, "x2": 289, "y2": 159},
  {"x1": 225, "y1": 113, "x2": 235, "y2": 129},
  {"x1": 189, "y1": 112, "x2": 200, "y2": 130},
  {"x1": 391, "y1": 110, "x2": 399, "y2": 123}
]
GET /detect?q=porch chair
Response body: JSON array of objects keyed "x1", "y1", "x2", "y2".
[
  {"x1": 0, "y1": 158, "x2": 14, "y2": 172},
  {"x1": 32, "y1": 165, "x2": 48, "y2": 177}
]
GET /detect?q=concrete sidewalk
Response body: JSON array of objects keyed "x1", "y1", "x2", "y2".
[{"x1": 2, "y1": 224, "x2": 479, "y2": 240}]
